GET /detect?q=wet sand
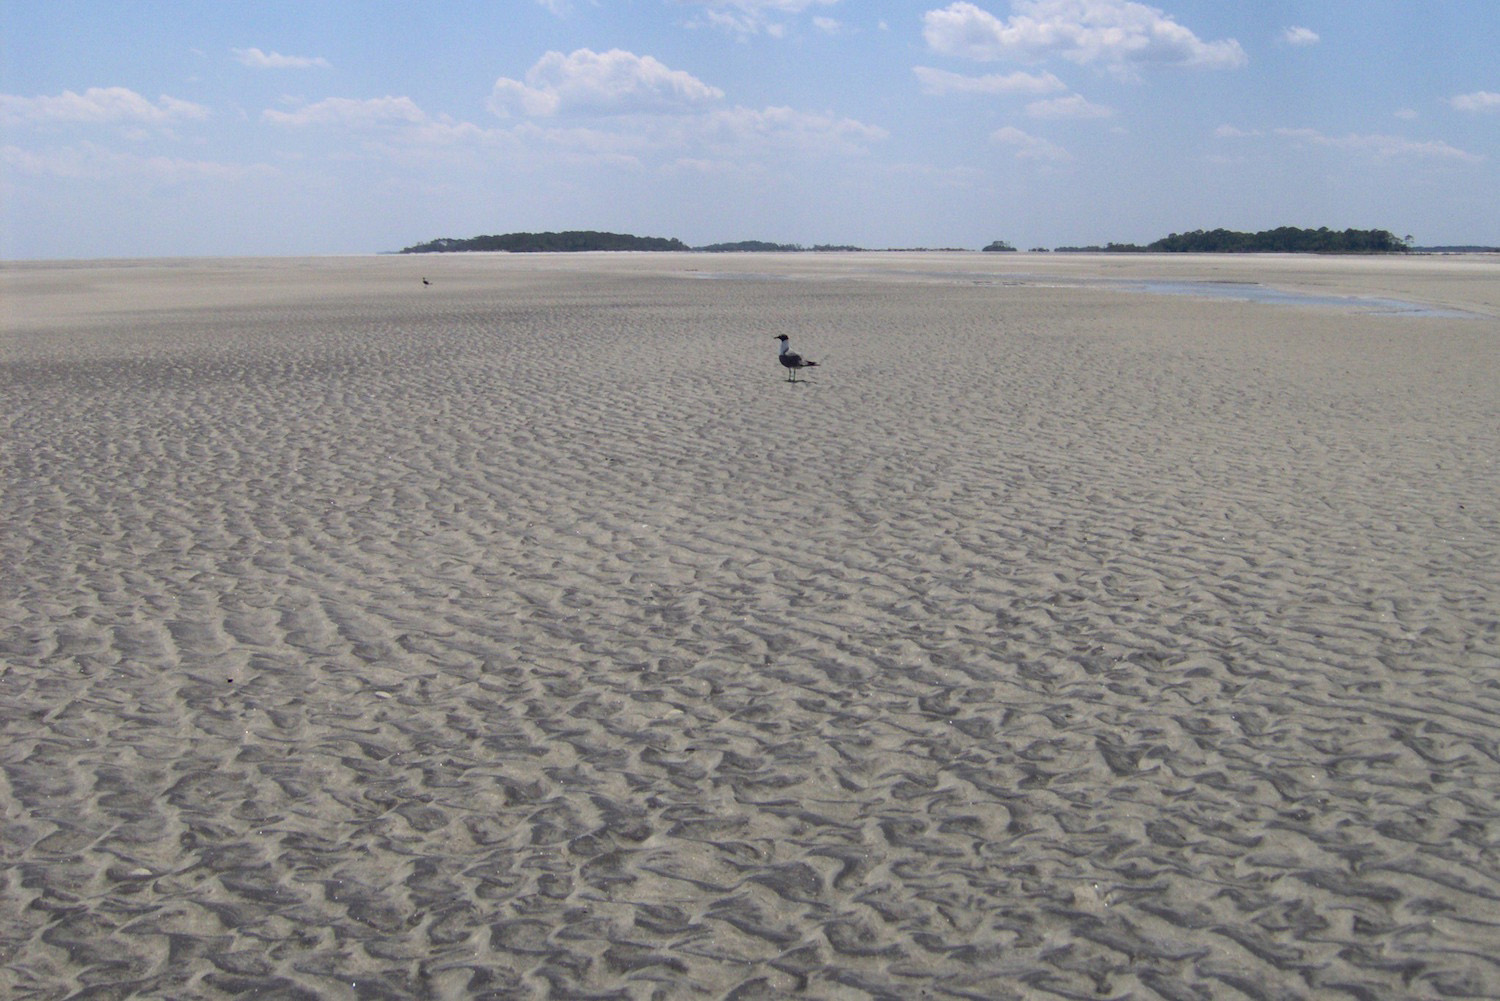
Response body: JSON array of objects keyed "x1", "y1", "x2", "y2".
[{"x1": 2, "y1": 252, "x2": 1498, "y2": 999}]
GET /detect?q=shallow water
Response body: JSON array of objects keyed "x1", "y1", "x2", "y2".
[
  {"x1": 1122, "y1": 279, "x2": 1475, "y2": 317},
  {"x1": 694, "y1": 265, "x2": 1479, "y2": 317}
]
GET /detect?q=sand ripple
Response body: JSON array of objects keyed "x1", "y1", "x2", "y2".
[{"x1": 2, "y1": 256, "x2": 1498, "y2": 999}]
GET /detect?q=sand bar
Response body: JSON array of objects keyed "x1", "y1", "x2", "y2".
[{"x1": 3, "y1": 252, "x2": 1499, "y2": 999}]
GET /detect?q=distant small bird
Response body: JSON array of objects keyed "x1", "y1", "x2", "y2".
[
  {"x1": 422, "y1": 277, "x2": 431, "y2": 285},
  {"x1": 775, "y1": 334, "x2": 817, "y2": 381}
]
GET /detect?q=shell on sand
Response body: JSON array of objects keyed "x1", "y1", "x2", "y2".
[{"x1": 2, "y1": 252, "x2": 1498, "y2": 999}]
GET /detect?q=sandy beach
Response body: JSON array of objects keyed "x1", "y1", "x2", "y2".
[{"x1": 3, "y1": 251, "x2": 1498, "y2": 1000}]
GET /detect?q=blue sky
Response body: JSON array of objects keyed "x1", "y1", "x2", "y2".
[{"x1": 2, "y1": 0, "x2": 1497, "y2": 258}]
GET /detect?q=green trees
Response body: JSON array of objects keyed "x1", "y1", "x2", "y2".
[
  {"x1": 1144, "y1": 227, "x2": 1408, "y2": 253},
  {"x1": 402, "y1": 231, "x2": 690, "y2": 253},
  {"x1": 697, "y1": 240, "x2": 803, "y2": 252},
  {"x1": 400, "y1": 226, "x2": 1413, "y2": 256}
]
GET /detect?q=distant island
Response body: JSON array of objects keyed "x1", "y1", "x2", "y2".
[
  {"x1": 402, "y1": 231, "x2": 689, "y2": 254},
  {"x1": 697, "y1": 240, "x2": 867, "y2": 253},
  {"x1": 1056, "y1": 226, "x2": 1410, "y2": 254},
  {"x1": 697, "y1": 240, "x2": 803, "y2": 253},
  {"x1": 401, "y1": 231, "x2": 970, "y2": 254},
  {"x1": 1412, "y1": 245, "x2": 1500, "y2": 254},
  {"x1": 400, "y1": 226, "x2": 1455, "y2": 256}
]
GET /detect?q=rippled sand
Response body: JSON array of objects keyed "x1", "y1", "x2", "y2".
[{"x1": 3, "y1": 252, "x2": 1498, "y2": 1000}]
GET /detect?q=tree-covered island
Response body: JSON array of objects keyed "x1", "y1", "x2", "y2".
[
  {"x1": 401, "y1": 231, "x2": 689, "y2": 253},
  {"x1": 400, "y1": 226, "x2": 1419, "y2": 255},
  {"x1": 402, "y1": 232, "x2": 943, "y2": 253},
  {"x1": 1057, "y1": 226, "x2": 1410, "y2": 254}
]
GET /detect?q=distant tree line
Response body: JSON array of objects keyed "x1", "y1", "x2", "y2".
[
  {"x1": 399, "y1": 226, "x2": 1426, "y2": 256},
  {"x1": 1056, "y1": 227, "x2": 1410, "y2": 254},
  {"x1": 1412, "y1": 245, "x2": 1500, "y2": 254},
  {"x1": 698, "y1": 240, "x2": 804, "y2": 253},
  {"x1": 402, "y1": 231, "x2": 689, "y2": 253},
  {"x1": 403, "y1": 232, "x2": 968, "y2": 254},
  {"x1": 1054, "y1": 242, "x2": 1154, "y2": 253},
  {"x1": 695, "y1": 241, "x2": 869, "y2": 252}
]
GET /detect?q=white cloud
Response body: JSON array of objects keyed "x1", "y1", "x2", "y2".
[
  {"x1": 435, "y1": 101, "x2": 884, "y2": 177},
  {"x1": 923, "y1": 0, "x2": 1246, "y2": 72},
  {"x1": 1282, "y1": 26, "x2": 1319, "y2": 46},
  {"x1": 490, "y1": 49, "x2": 724, "y2": 118},
  {"x1": 262, "y1": 96, "x2": 428, "y2": 127},
  {"x1": 677, "y1": 0, "x2": 840, "y2": 36},
  {"x1": 1450, "y1": 91, "x2": 1500, "y2": 113},
  {"x1": 1274, "y1": 127, "x2": 1480, "y2": 162},
  {"x1": 1215, "y1": 123, "x2": 1478, "y2": 163},
  {"x1": 684, "y1": 0, "x2": 838, "y2": 11},
  {"x1": 2, "y1": 141, "x2": 276, "y2": 183},
  {"x1": 1026, "y1": 93, "x2": 1112, "y2": 118},
  {"x1": 0, "y1": 87, "x2": 209, "y2": 127},
  {"x1": 913, "y1": 66, "x2": 1066, "y2": 96},
  {"x1": 500, "y1": 121, "x2": 650, "y2": 168},
  {"x1": 232, "y1": 47, "x2": 331, "y2": 69},
  {"x1": 242, "y1": 56, "x2": 880, "y2": 177},
  {"x1": 700, "y1": 105, "x2": 887, "y2": 155},
  {"x1": 497, "y1": 102, "x2": 888, "y2": 168},
  {"x1": 992, "y1": 125, "x2": 1070, "y2": 160}
]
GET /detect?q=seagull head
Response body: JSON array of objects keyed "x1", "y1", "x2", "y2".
[{"x1": 775, "y1": 334, "x2": 789, "y2": 341}]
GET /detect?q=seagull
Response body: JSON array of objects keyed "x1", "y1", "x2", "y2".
[
  {"x1": 775, "y1": 334, "x2": 817, "y2": 382},
  {"x1": 422, "y1": 277, "x2": 431, "y2": 285}
]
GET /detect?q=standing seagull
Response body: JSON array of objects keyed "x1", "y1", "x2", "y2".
[{"x1": 775, "y1": 334, "x2": 818, "y2": 382}]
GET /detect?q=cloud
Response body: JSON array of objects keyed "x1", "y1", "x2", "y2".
[
  {"x1": 1282, "y1": 26, "x2": 1319, "y2": 46},
  {"x1": 1274, "y1": 127, "x2": 1480, "y2": 162},
  {"x1": 262, "y1": 96, "x2": 428, "y2": 127},
  {"x1": 923, "y1": 0, "x2": 1246, "y2": 72},
  {"x1": 700, "y1": 105, "x2": 887, "y2": 155},
  {"x1": 244, "y1": 61, "x2": 880, "y2": 177},
  {"x1": 1216, "y1": 123, "x2": 1477, "y2": 162},
  {"x1": 992, "y1": 125, "x2": 1070, "y2": 160},
  {"x1": 490, "y1": 49, "x2": 724, "y2": 118},
  {"x1": 3, "y1": 141, "x2": 276, "y2": 183},
  {"x1": 913, "y1": 66, "x2": 1066, "y2": 95},
  {"x1": 1450, "y1": 91, "x2": 1500, "y2": 113},
  {"x1": 1026, "y1": 93, "x2": 1112, "y2": 118},
  {"x1": 0, "y1": 87, "x2": 209, "y2": 127},
  {"x1": 500, "y1": 103, "x2": 887, "y2": 169},
  {"x1": 232, "y1": 47, "x2": 331, "y2": 69},
  {"x1": 677, "y1": 0, "x2": 840, "y2": 36},
  {"x1": 473, "y1": 121, "x2": 649, "y2": 170}
]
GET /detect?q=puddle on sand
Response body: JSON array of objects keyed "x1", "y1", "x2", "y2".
[
  {"x1": 1123, "y1": 280, "x2": 1473, "y2": 317},
  {"x1": 682, "y1": 267, "x2": 1476, "y2": 317}
]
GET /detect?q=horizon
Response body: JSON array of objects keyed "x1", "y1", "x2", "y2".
[{"x1": 3, "y1": 2, "x2": 1498, "y2": 260}]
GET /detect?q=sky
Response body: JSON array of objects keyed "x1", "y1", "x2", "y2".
[{"x1": 2, "y1": 0, "x2": 1497, "y2": 259}]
